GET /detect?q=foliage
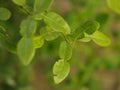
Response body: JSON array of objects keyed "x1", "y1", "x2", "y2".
[
  {"x1": 0, "y1": 0, "x2": 120, "y2": 89},
  {"x1": 0, "y1": 0, "x2": 111, "y2": 84}
]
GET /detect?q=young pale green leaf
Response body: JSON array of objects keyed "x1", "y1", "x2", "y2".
[
  {"x1": 40, "y1": 27, "x2": 60, "y2": 41},
  {"x1": 59, "y1": 41, "x2": 72, "y2": 60},
  {"x1": 0, "y1": 7, "x2": 11, "y2": 21},
  {"x1": 20, "y1": 17, "x2": 37, "y2": 36},
  {"x1": 12, "y1": 0, "x2": 25, "y2": 6},
  {"x1": 91, "y1": 31, "x2": 111, "y2": 47},
  {"x1": 17, "y1": 37, "x2": 35, "y2": 65},
  {"x1": 81, "y1": 20, "x2": 100, "y2": 35},
  {"x1": 78, "y1": 33, "x2": 91, "y2": 42},
  {"x1": 0, "y1": 26, "x2": 16, "y2": 53},
  {"x1": 34, "y1": 0, "x2": 53, "y2": 13},
  {"x1": 53, "y1": 59, "x2": 70, "y2": 84},
  {"x1": 43, "y1": 12, "x2": 71, "y2": 35},
  {"x1": 33, "y1": 36, "x2": 44, "y2": 48},
  {"x1": 107, "y1": 0, "x2": 120, "y2": 14}
]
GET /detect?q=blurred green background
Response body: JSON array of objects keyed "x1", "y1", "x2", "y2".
[{"x1": 0, "y1": 0, "x2": 120, "y2": 90}]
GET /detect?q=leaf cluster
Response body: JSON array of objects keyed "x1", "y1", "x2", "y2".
[{"x1": 0, "y1": 0, "x2": 112, "y2": 84}]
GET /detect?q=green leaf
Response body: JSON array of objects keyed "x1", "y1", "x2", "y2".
[
  {"x1": 81, "y1": 20, "x2": 100, "y2": 35},
  {"x1": 12, "y1": 0, "x2": 25, "y2": 6},
  {"x1": 71, "y1": 20, "x2": 100, "y2": 41},
  {"x1": 43, "y1": 12, "x2": 71, "y2": 35},
  {"x1": 78, "y1": 33, "x2": 91, "y2": 42},
  {"x1": 17, "y1": 37, "x2": 35, "y2": 65},
  {"x1": 33, "y1": 36, "x2": 44, "y2": 48},
  {"x1": 34, "y1": 0, "x2": 53, "y2": 13},
  {"x1": 71, "y1": 26, "x2": 84, "y2": 41},
  {"x1": 59, "y1": 41, "x2": 72, "y2": 60},
  {"x1": 95, "y1": 12, "x2": 109, "y2": 25},
  {"x1": 0, "y1": 26, "x2": 16, "y2": 53},
  {"x1": 40, "y1": 27, "x2": 60, "y2": 41},
  {"x1": 91, "y1": 31, "x2": 111, "y2": 47},
  {"x1": 0, "y1": 7, "x2": 11, "y2": 21},
  {"x1": 25, "y1": 0, "x2": 35, "y2": 12},
  {"x1": 53, "y1": 59, "x2": 70, "y2": 84},
  {"x1": 107, "y1": 0, "x2": 120, "y2": 14},
  {"x1": 20, "y1": 17, "x2": 37, "y2": 37}
]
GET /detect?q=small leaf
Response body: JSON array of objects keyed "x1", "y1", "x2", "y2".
[
  {"x1": 20, "y1": 17, "x2": 37, "y2": 36},
  {"x1": 78, "y1": 33, "x2": 91, "y2": 42},
  {"x1": 91, "y1": 31, "x2": 111, "y2": 47},
  {"x1": 59, "y1": 41, "x2": 72, "y2": 60},
  {"x1": 34, "y1": 0, "x2": 53, "y2": 13},
  {"x1": 0, "y1": 7, "x2": 11, "y2": 21},
  {"x1": 12, "y1": 0, "x2": 25, "y2": 6},
  {"x1": 81, "y1": 20, "x2": 100, "y2": 35},
  {"x1": 33, "y1": 36, "x2": 44, "y2": 48},
  {"x1": 53, "y1": 59, "x2": 70, "y2": 84},
  {"x1": 43, "y1": 12, "x2": 71, "y2": 35},
  {"x1": 40, "y1": 27, "x2": 60, "y2": 41},
  {"x1": 17, "y1": 37, "x2": 35, "y2": 65},
  {"x1": 71, "y1": 26, "x2": 84, "y2": 41},
  {"x1": 107, "y1": 0, "x2": 120, "y2": 14}
]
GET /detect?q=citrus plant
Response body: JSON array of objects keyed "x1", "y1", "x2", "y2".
[{"x1": 0, "y1": 0, "x2": 113, "y2": 84}]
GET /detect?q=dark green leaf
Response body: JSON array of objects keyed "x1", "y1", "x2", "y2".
[
  {"x1": 81, "y1": 20, "x2": 100, "y2": 35},
  {"x1": 17, "y1": 37, "x2": 35, "y2": 65},
  {"x1": 0, "y1": 7, "x2": 11, "y2": 21},
  {"x1": 107, "y1": 0, "x2": 120, "y2": 14},
  {"x1": 20, "y1": 17, "x2": 37, "y2": 36},
  {"x1": 95, "y1": 12, "x2": 109, "y2": 25},
  {"x1": 59, "y1": 41, "x2": 72, "y2": 60},
  {"x1": 43, "y1": 12, "x2": 71, "y2": 35},
  {"x1": 25, "y1": 0, "x2": 35, "y2": 12},
  {"x1": 0, "y1": 26, "x2": 16, "y2": 53},
  {"x1": 34, "y1": 0, "x2": 53, "y2": 13},
  {"x1": 53, "y1": 59, "x2": 70, "y2": 84},
  {"x1": 71, "y1": 26, "x2": 84, "y2": 41}
]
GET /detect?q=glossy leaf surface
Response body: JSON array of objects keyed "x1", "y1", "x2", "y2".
[
  {"x1": 20, "y1": 17, "x2": 37, "y2": 36},
  {"x1": 91, "y1": 31, "x2": 111, "y2": 47},
  {"x1": 17, "y1": 37, "x2": 35, "y2": 65},
  {"x1": 53, "y1": 59, "x2": 70, "y2": 84},
  {"x1": 44, "y1": 12, "x2": 71, "y2": 35},
  {"x1": 59, "y1": 41, "x2": 72, "y2": 60}
]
